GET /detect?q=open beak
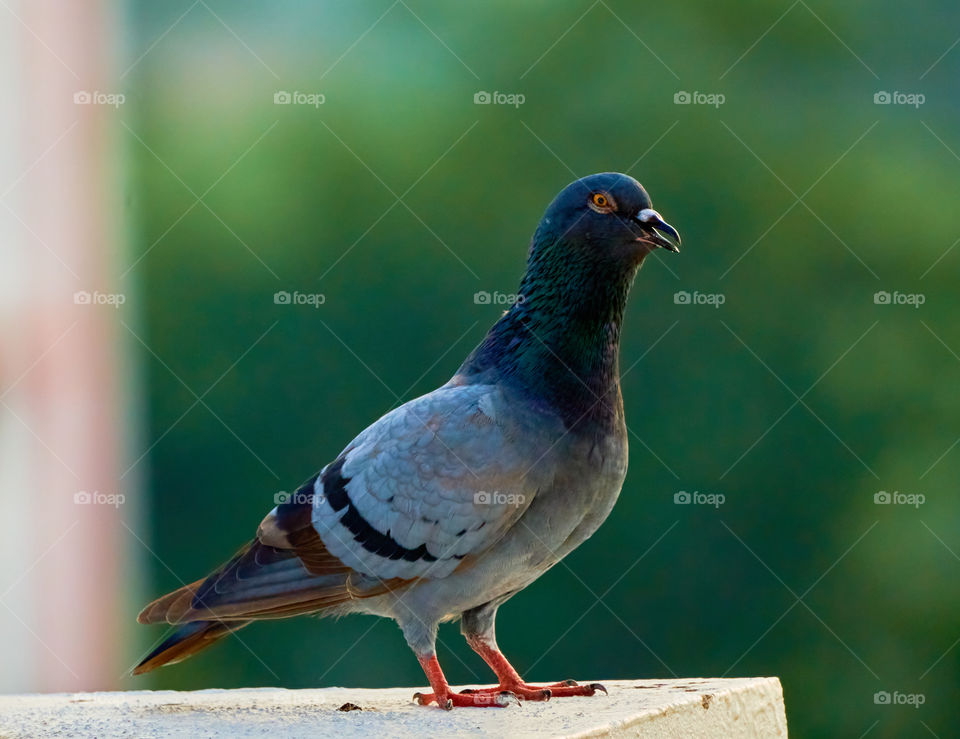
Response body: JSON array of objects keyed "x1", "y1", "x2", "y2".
[{"x1": 633, "y1": 208, "x2": 681, "y2": 253}]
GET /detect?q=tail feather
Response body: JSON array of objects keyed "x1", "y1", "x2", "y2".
[
  {"x1": 136, "y1": 545, "x2": 362, "y2": 626},
  {"x1": 132, "y1": 620, "x2": 251, "y2": 675},
  {"x1": 137, "y1": 578, "x2": 206, "y2": 625},
  {"x1": 134, "y1": 490, "x2": 413, "y2": 673},
  {"x1": 132, "y1": 541, "x2": 403, "y2": 672}
]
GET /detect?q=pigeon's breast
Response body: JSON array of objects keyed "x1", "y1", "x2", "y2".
[
  {"x1": 529, "y1": 426, "x2": 629, "y2": 560},
  {"x1": 445, "y1": 425, "x2": 629, "y2": 604}
]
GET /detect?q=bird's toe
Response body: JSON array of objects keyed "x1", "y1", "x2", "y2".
[
  {"x1": 544, "y1": 681, "x2": 607, "y2": 698},
  {"x1": 414, "y1": 689, "x2": 523, "y2": 708}
]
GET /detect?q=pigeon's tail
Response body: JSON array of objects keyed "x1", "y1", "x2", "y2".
[
  {"x1": 132, "y1": 549, "x2": 359, "y2": 675},
  {"x1": 134, "y1": 492, "x2": 410, "y2": 673},
  {"x1": 132, "y1": 619, "x2": 251, "y2": 675}
]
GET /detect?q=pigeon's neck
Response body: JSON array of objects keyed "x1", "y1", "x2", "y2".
[{"x1": 458, "y1": 247, "x2": 641, "y2": 431}]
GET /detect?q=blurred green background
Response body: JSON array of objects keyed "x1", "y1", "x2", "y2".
[{"x1": 122, "y1": 2, "x2": 959, "y2": 736}]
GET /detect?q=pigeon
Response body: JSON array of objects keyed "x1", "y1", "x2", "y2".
[{"x1": 134, "y1": 172, "x2": 681, "y2": 709}]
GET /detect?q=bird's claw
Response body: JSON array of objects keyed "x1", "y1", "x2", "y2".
[
  {"x1": 541, "y1": 680, "x2": 607, "y2": 698},
  {"x1": 458, "y1": 685, "x2": 550, "y2": 702}
]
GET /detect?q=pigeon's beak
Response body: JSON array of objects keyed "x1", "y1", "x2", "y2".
[{"x1": 633, "y1": 208, "x2": 681, "y2": 253}]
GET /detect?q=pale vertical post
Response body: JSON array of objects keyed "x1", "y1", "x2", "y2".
[{"x1": 0, "y1": 0, "x2": 136, "y2": 691}]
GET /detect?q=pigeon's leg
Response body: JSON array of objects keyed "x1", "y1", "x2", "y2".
[
  {"x1": 403, "y1": 614, "x2": 517, "y2": 708},
  {"x1": 412, "y1": 654, "x2": 520, "y2": 709},
  {"x1": 458, "y1": 603, "x2": 607, "y2": 701}
]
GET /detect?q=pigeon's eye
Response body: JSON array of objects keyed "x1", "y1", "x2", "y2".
[{"x1": 588, "y1": 192, "x2": 616, "y2": 214}]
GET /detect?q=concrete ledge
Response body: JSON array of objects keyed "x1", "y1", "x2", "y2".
[{"x1": 0, "y1": 678, "x2": 787, "y2": 738}]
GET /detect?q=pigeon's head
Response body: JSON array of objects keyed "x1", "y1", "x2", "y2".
[
  {"x1": 536, "y1": 172, "x2": 680, "y2": 265},
  {"x1": 465, "y1": 172, "x2": 680, "y2": 397}
]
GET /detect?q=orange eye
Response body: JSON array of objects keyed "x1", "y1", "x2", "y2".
[{"x1": 588, "y1": 191, "x2": 616, "y2": 213}]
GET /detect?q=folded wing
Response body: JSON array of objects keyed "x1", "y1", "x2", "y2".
[{"x1": 313, "y1": 382, "x2": 550, "y2": 581}]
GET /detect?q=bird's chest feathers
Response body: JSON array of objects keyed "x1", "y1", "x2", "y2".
[
  {"x1": 531, "y1": 426, "x2": 628, "y2": 542},
  {"x1": 563, "y1": 427, "x2": 628, "y2": 496}
]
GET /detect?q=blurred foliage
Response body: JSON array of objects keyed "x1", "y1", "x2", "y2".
[{"x1": 121, "y1": 1, "x2": 959, "y2": 736}]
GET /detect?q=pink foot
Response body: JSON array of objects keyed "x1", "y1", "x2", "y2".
[
  {"x1": 459, "y1": 679, "x2": 607, "y2": 702},
  {"x1": 413, "y1": 689, "x2": 520, "y2": 708}
]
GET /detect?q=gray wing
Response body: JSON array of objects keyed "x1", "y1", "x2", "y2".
[{"x1": 311, "y1": 383, "x2": 555, "y2": 581}]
